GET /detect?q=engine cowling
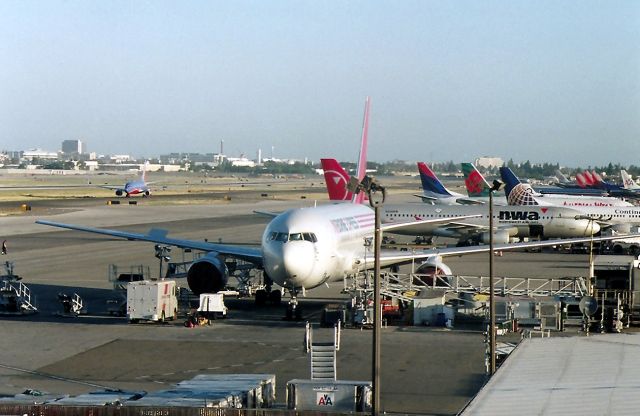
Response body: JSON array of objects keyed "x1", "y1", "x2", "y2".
[
  {"x1": 414, "y1": 256, "x2": 452, "y2": 286},
  {"x1": 480, "y1": 230, "x2": 510, "y2": 244},
  {"x1": 611, "y1": 223, "x2": 631, "y2": 234},
  {"x1": 144, "y1": 190, "x2": 151, "y2": 196},
  {"x1": 115, "y1": 190, "x2": 123, "y2": 196},
  {"x1": 187, "y1": 253, "x2": 229, "y2": 295}
]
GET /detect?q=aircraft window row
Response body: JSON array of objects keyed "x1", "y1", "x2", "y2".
[{"x1": 268, "y1": 232, "x2": 317, "y2": 242}]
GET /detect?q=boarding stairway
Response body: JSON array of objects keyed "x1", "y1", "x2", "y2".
[
  {"x1": 304, "y1": 321, "x2": 341, "y2": 381},
  {"x1": 0, "y1": 280, "x2": 37, "y2": 314}
]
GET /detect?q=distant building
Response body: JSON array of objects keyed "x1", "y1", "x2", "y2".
[
  {"x1": 62, "y1": 139, "x2": 85, "y2": 155},
  {"x1": 475, "y1": 157, "x2": 504, "y2": 169},
  {"x1": 227, "y1": 157, "x2": 256, "y2": 167},
  {"x1": 23, "y1": 148, "x2": 59, "y2": 160}
]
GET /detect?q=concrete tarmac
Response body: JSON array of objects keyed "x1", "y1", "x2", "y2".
[{"x1": 0, "y1": 190, "x2": 595, "y2": 415}]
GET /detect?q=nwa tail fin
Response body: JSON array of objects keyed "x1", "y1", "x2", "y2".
[
  {"x1": 460, "y1": 163, "x2": 491, "y2": 197},
  {"x1": 621, "y1": 170, "x2": 640, "y2": 190},
  {"x1": 498, "y1": 167, "x2": 522, "y2": 197},
  {"x1": 417, "y1": 162, "x2": 452, "y2": 196},
  {"x1": 499, "y1": 167, "x2": 539, "y2": 206},
  {"x1": 321, "y1": 158, "x2": 354, "y2": 201}
]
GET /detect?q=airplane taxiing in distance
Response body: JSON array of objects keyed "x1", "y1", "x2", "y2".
[{"x1": 100, "y1": 162, "x2": 153, "y2": 197}]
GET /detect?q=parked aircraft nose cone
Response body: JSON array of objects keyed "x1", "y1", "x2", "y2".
[
  {"x1": 263, "y1": 241, "x2": 316, "y2": 288},
  {"x1": 282, "y1": 242, "x2": 316, "y2": 286}
]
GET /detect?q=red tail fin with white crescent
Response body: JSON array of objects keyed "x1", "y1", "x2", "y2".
[{"x1": 321, "y1": 158, "x2": 354, "y2": 201}]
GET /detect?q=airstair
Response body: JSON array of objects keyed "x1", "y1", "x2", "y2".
[
  {"x1": 304, "y1": 321, "x2": 341, "y2": 381},
  {"x1": 0, "y1": 280, "x2": 37, "y2": 314},
  {"x1": 57, "y1": 292, "x2": 84, "y2": 316}
]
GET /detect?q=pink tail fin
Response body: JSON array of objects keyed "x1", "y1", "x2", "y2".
[{"x1": 352, "y1": 97, "x2": 370, "y2": 204}]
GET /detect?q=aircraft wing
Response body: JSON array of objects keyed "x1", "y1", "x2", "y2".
[
  {"x1": 97, "y1": 185, "x2": 124, "y2": 191},
  {"x1": 380, "y1": 215, "x2": 481, "y2": 232},
  {"x1": 455, "y1": 198, "x2": 485, "y2": 205},
  {"x1": 35, "y1": 220, "x2": 263, "y2": 266},
  {"x1": 412, "y1": 194, "x2": 437, "y2": 203},
  {"x1": 365, "y1": 233, "x2": 640, "y2": 269}
]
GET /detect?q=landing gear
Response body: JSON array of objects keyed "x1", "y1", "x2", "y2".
[
  {"x1": 284, "y1": 288, "x2": 303, "y2": 321},
  {"x1": 285, "y1": 296, "x2": 302, "y2": 321}
]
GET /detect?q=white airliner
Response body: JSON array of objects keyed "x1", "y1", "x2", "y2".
[
  {"x1": 33, "y1": 99, "x2": 637, "y2": 317},
  {"x1": 381, "y1": 203, "x2": 600, "y2": 244}
]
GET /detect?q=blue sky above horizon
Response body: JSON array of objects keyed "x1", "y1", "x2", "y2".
[{"x1": 1, "y1": 1, "x2": 639, "y2": 166}]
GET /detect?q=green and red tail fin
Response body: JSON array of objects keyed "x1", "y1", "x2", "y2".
[{"x1": 461, "y1": 163, "x2": 492, "y2": 197}]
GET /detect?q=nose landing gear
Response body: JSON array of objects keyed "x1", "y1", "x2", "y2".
[{"x1": 286, "y1": 295, "x2": 302, "y2": 320}]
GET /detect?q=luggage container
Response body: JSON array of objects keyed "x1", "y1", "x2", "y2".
[
  {"x1": 286, "y1": 379, "x2": 371, "y2": 412},
  {"x1": 127, "y1": 280, "x2": 177, "y2": 323},
  {"x1": 197, "y1": 293, "x2": 227, "y2": 319},
  {"x1": 179, "y1": 373, "x2": 276, "y2": 408}
]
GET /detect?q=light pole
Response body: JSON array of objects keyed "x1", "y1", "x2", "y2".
[
  {"x1": 154, "y1": 245, "x2": 171, "y2": 280},
  {"x1": 489, "y1": 179, "x2": 502, "y2": 376},
  {"x1": 350, "y1": 175, "x2": 386, "y2": 416}
]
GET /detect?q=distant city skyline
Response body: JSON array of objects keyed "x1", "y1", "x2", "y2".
[{"x1": 1, "y1": 1, "x2": 638, "y2": 166}]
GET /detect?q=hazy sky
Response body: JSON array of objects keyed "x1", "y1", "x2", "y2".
[{"x1": 1, "y1": 1, "x2": 639, "y2": 166}]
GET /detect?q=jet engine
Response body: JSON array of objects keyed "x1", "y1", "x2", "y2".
[
  {"x1": 414, "y1": 256, "x2": 452, "y2": 287},
  {"x1": 115, "y1": 190, "x2": 123, "y2": 196},
  {"x1": 144, "y1": 190, "x2": 151, "y2": 196},
  {"x1": 480, "y1": 230, "x2": 511, "y2": 244},
  {"x1": 187, "y1": 253, "x2": 229, "y2": 295},
  {"x1": 611, "y1": 223, "x2": 631, "y2": 234}
]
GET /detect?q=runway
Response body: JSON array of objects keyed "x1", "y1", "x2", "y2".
[{"x1": 0, "y1": 187, "x2": 595, "y2": 415}]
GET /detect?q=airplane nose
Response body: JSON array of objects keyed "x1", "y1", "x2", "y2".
[
  {"x1": 282, "y1": 243, "x2": 315, "y2": 282},
  {"x1": 263, "y1": 241, "x2": 316, "y2": 288}
]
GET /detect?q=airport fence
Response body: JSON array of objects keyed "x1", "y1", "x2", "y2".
[{"x1": 0, "y1": 405, "x2": 374, "y2": 416}]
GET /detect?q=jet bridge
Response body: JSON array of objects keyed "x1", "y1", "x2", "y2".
[{"x1": 342, "y1": 271, "x2": 588, "y2": 327}]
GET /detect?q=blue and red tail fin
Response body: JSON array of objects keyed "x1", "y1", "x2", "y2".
[
  {"x1": 321, "y1": 158, "x2": 353, "y2": 201},
  {"x1": 352, "y1": 97, "x2": 370, "y2": 204},
  {"x1": 417, "y1": 162, "x2": 452, "y2": 196}
]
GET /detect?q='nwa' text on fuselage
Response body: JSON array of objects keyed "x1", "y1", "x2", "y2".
[{"x1": 499, "y1": 211, "x2": 540, "y2": 221}]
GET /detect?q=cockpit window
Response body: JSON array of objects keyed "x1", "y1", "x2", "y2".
[
  {"x1": 302, "y1": 233, "x2": 317, "y2": 242},
  {"x1": 269, "y1": 231, "x2": 317, "y2": 242}
]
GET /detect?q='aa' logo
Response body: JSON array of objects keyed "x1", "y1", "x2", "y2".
[{"x1": 317, "y1": 393, "x2": 334, "y2": 406}]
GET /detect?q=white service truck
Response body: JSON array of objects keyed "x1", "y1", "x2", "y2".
[{"x1": 126, "y1": 280, "x2": 178, "y2": 323}]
